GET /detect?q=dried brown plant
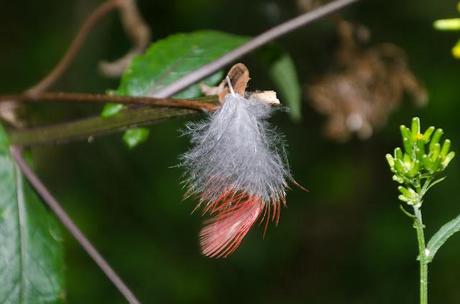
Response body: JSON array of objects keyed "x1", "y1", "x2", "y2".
[{"x1": 308, "y1": 19, "x2": 427, "y2": 141}]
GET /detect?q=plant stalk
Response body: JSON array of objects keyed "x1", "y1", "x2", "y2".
[
  {"x1": 9, "y1": 107, "x2": 197, "y2": 146},
  {"x1": 0, "y1": 92, "x2": 219, "y2": 111},
  {"x1": 413, "y1": 207, "x2": 428, "y2": 304}
]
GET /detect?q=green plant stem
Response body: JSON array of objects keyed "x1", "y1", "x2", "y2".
[
  {"x1": 413, "y1": 207, "x2": 428, "y2": 304},
  {"x1": 9, "y1": 107, "x2": 198, "y2": 146}
]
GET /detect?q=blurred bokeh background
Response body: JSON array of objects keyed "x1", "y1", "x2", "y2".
[{"x1": 1, "y1": 0, "x2": 460, "y2": 303}]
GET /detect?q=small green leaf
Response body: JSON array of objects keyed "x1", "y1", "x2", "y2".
[
  {"x1": 101, "y1": 103, "x2": 124, "y2": 118},
  {"x1": 270, "y1": 53, "x2": 301, "y2": 121},
  {"x1": 0, "y1": 125, "x2": 65, "y2": 303},
  {"x1": 426, "y1": 213, "x2": 460, "y2": 262},
  {"x1": 264, "y1": 48, "x2": 301, "y2": 122},
  {"x1": 123, "y1": 128, "x2": 150, "y2": 148}
]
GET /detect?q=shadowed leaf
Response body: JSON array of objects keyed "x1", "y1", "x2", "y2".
[
  {"x1": 123, "y1": 128, "x2": 150, "y2": 148},
  {"x1": 0, "y1": 125, "x2": 65, "y2": 303},
  {"x1": 269, "y1": 52, "x2": 301, "y2": 121},
  {"x1": 260, "y1": 46, "x2": 301, "y2": 122},
  {"x1": 426, "y1": 213, "x2": 460, "y2": 262}
]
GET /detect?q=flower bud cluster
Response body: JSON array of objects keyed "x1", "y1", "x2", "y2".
[{"x1": 386, "y1": 117, "x2": 455, "y2": 206}]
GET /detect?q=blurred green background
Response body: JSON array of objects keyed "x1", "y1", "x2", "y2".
[{"x1": 1, "y1": 0, "x2": 460, "y2": 303}]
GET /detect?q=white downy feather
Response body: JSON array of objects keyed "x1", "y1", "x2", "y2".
[{"x1": 179, "y1": 92, "x2": 292, "y2": 257}]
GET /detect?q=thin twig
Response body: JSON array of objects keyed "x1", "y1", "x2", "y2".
[
  {"x1": 1, "y1": 92, "x2": 219, "y2": 112},
  {"x1": 10, "y1": 146, "x2": 141, "y2": 304},
  {"x1": 10, "y1": 107, "x2": 196, "y2": 146},
  {"x1": 99, "y1": 0, "x2": 151, "y2": 77},
  {"x1": 153, "y1": 0, "x2": 359, "y2": 98},
  {"x1": 26, "y1": 0, "x2": 121, "y2": 95}
]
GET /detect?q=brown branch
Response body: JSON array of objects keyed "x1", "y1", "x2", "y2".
[
  {"x1": 1, "y1": 92, "x2": 219, "y2": 112},
  {"x1": 99, "y1": 0, "x2": 151, "y2": 77},
  {"x1": 10, "y1": 146, "x2": 141, "y2": 304},
  {"x1": 26, "y1": 0, "x2": 121, "y2": 95}
]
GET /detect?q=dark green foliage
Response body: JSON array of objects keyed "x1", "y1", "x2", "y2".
[{"x1": 0, "y1": 126, "x2": 65, "y2": 303}]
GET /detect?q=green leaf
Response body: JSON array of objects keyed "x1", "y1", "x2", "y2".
[
  {"x1": 261, "y1": 46, "x2": 301, "y2": 122},
  {"x1": 116, "y1": 31, "x2": 247, "y2": 98},
  {"x1": 0, "y1": 125, "x2": 65, "y2": 303},
  {"x1": 269, "y1": 53, "x2": 302, "y2": 121},
  {"x1": 426, "y1": 213, "x2": 460, "y2": 262},
  {"x1": 101, "y1": 103, "x2": 124, "y2": 118},
  {"x1": 123, "y1": 128, "x2": 150, "y2": 149}
]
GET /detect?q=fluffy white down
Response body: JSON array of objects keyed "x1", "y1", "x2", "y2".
[{"x1": 180, "y1": 93, "x2": 291, "y2": 206}]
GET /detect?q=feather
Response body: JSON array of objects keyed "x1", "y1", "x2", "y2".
[{"x1": 180, "y1": 93, "x2": 292, "y2": 258}]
